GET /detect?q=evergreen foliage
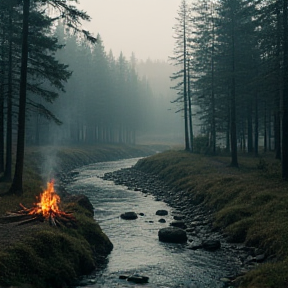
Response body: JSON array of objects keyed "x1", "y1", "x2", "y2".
[{"x1": 172, "y1": 0, "x2": 288, "y2": 176}]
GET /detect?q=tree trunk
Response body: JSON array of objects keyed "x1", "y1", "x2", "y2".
[
  {"x1": 254, "y1": 93, "x2": 259, "y2": 157},
  {"x1": 0, "y1": 22, "x2": 5, "y2": 174},
  {"x1": 211, "y1": 12, "x2": 216, "y2": 154},
  {"x1": 247, "y1": 100, "x2": 253, "y2": 153},
  {"x1": 3, "y1": 6, "x2": 13, "y2": 181},
  {"x1": 187, "y1": 59, "x2": 193, "y2": 152},
  {"x1": 183, "y1": 9, "x2": 189, "y2": 151},
  {"x1": 282, "y1": 0, "x2": 288, "y2": 179},
  {"x1": 268, "y1": 109, "x2": 272, "y2": 151},
  {"x1": 275, "y1": 0, "x2": 282, "y2": 159},
  {"x1": 9, "y1": 0, "x2": 30, "y2": 195},
  {"x1": 230, "y1": 6, "x2": 238, "y2": 167},
  {"x1": 226, "y1": 102, "x2": 230, "y2": 152},
  {"x1": 264, "y1": 101, "x2": 267, "y2": 152}
]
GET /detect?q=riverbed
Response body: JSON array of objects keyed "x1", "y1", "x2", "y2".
[{"x1": 66, "y1": 157, "x2": 243, "y2": 288}]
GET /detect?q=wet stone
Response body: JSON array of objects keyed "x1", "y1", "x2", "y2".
[
  {"x1": 173, "y1": 214, "x2": 185, "y2": 220},
  {"x1": 202, "y1": 239, "x2": 221, "y2": 251},
  {"x1": 190, "y1": 221, "x2": 201, "y2": 227},
  {"x1": 187, "y1": 242, "x2": 203, "y2": 250},
  {"x1": 119, "y1": 275, "x2": 129, "y2": 279},
  {"x1": 120, "y1": 212, "x2": 138, "y2": 220},
  {"x1": 127, "y1": 274, "x2": 149, "y2": 283},
  {"x1": 170, "y1": 220, "x2": 187, "y2": 229},
  {"x1": 158, "y1": 227, "x2": 187, "y2": 243},
  {"x1": 156, "y1": 209, "x2": 168, "y2": 216}
]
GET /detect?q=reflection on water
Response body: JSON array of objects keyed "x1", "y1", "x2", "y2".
[{"x1": 66, "y1": 158, "x2": 239, "y2": 288}]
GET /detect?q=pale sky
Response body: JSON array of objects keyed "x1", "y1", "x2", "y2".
[{"x1": 77, "y1": 0, "x2": 182, "y2": 61}]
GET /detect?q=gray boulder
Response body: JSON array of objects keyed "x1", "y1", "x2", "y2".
[
  {"x1": 156, "y1": 209, "x2": 168, "y2": 216},
  {"x1": 158, "y1": 227, "x2": 187, "y2": 243},
  {"x1": 120, "y1": 212, "x2": 138, "y2": 220}
]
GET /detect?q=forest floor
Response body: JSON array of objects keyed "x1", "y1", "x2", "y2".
[{"x1": 134, "y1": 150, "x2": 288, "y2": 288}]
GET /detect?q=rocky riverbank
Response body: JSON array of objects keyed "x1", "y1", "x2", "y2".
[{"x1": 102, "y1": 166, "x2": 267, "y2": 287}]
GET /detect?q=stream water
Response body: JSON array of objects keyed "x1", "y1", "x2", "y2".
[{"x1": 66, "y1": 157, "x2": 240, "y2": 288}]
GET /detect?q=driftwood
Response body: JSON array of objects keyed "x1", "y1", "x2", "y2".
[{"x1": 0, "y1": 204, "x2": 77, "y2": 227}]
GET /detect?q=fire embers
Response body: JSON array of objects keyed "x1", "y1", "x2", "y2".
[{"x1": 6, "y1": 180, "x2": 76, "y2": 227}]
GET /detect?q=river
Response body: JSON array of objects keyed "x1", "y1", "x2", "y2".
[{"x1": 66, "y1": 157, "x2": 241, "y2": 288}]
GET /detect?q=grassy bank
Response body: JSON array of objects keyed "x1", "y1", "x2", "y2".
[
  {"x1": 135, "y1": 150, "x2": 288, "y2": 288},
  {"x1": 0, "y1": 144, "x2": 156, "y2": 288}
]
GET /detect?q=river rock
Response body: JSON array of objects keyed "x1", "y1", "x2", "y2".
[
  {"x1": 187, "y1": 241, "x2": 203, "y2": 250},
  {"x1": 202, "y1": 239, "x2": 221, "y2": 251},
  {"x1": 170, "y1": 220, "x2": 187, "y2": 229},
  {"x1": 120, "y1": 212, "x2": 138, "y2": 220},
  {"x1": 127, "y1": 274, "x2": 149, "y2": 283},
  {"x1": 158, "y1": 227, "x2": 187, "y2": 243},
  {"x1": 156, "y1": 209, "x2": 168, "y2": 216},
  {"x1": 173, "y1": 214, "x2": 185, "y2": 220}
]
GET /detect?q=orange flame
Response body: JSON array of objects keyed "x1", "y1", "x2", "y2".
[{"x1": 29, "y1": 180, "x2": 60, "y2": 217}]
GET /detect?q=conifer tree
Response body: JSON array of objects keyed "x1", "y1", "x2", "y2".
[
  {"x1": 9, "y1": 0, "x2": 94, "y2": 195},
  {"x1": 170, "y1": 0, "x2": 191, "y2": 151}
]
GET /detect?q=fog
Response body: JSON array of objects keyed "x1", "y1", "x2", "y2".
[
  {"x1": 77, "y1": 0, "x2": 182, "y2": 62},
  {"x1": 25, "y1": 1, "x2": 186, "y2": 147}
]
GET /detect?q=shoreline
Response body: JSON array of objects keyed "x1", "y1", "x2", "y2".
[
  {"x1": 0, "y1": 144, "x2": 160, "y2": 288},
  {"x1": 102, "y1": 166, "x2": 258, "y2": 287}
]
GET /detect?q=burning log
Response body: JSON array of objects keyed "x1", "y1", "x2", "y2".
[{"x1": 0, "y1": 180, "x2": 77, "y2": 227}]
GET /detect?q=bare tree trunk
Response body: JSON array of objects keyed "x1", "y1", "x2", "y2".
[
  {"x1": 281, "y1": 0, "x2": 288, "y2": 179},
  {"x1": 230, "y1": 7, "x2": 238, "y2": 167},
  {"x1": 264, "y1": 101, "x2": 267, "y2": 152},
  {"x1": 226, "y1": 101, "x2": 230, "y2": 152},
  {"x1": 247, "y1": 100, "x2": 253, "y2": 153},
  {"x1": 9, "y1": 0, "x2": 30, "y2": 195},
  {"x1": 254, "y1": 93, "x2": 259, "y2": 157},
  {"x1": 275, "y1": 0, "x2": 282, "y2": 159},
  {"x1": 183, "y1": 8, "x2": 189, "y2": 151},
  {"x1": 0, "y1": 20, "x2": 5, "y2": 174},
  {"x1": 211, "y1": 10, "x2": 216, "y2": 154},
  {"x1": 3, "y1": 5, "x2": 13, "y2": 181},
  {"x1": 187, "y1": 59, "x2": 193, "y2": 152}
]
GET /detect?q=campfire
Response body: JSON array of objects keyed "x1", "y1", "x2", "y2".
[{"x1": 3, "y1": 180, "x2": 76, "y2": 227}]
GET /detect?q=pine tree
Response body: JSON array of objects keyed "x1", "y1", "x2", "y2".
[
  {"x1": 9, "y1": 0, "x2": 93, "y2": 195},
  {"x1": 170, "y1": 0, "x2": 191, "y2": 151}
]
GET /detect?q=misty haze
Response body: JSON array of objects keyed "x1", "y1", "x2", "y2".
[{"x1": 0, "y1": 1, "x2": 288, "y2": 288}]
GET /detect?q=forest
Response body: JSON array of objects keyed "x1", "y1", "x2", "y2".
[
  {"x1": 0, "y1": 0, "x2": 182, "y2": 194},
  {"x1": 170, "y1": 0, "x2": 288, "y2": 178},
  {"x1": 1, "y1": 0, "x2": 288, "y2": 194}
]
